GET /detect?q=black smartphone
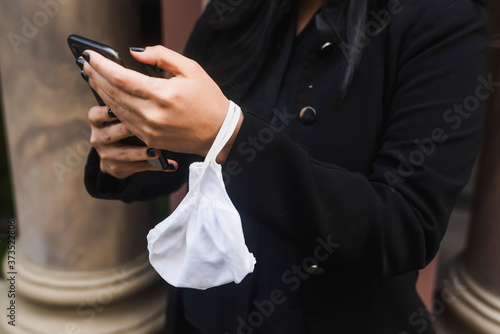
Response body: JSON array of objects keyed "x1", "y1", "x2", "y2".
[{"x1": 68, "y1": 34, "x2": 171, "y2": 170}]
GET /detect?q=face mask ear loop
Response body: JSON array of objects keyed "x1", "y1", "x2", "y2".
[{"x1": 204, "y1": 101, "x2": 241, "y2": 165}]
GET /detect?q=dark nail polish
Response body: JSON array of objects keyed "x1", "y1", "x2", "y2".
[
  {"x1": 167, "y1": 163, "x2": 176, "y2": 171},
  {"x1": 147, "y1": 148, "x2": 156, "y2": 158},
  {"x1": 108, "y1": 109, "x2": 116, "y2": 118},
  {"x1": 81, "y1": 70, "x2": 89, "y2": 82},
  {"x1": 82, "y1": 52, "x2": 90, "y2": 62},
  {"x1": 129, "y1": 46, "x2": 145, "y2": 52},
  {"x1": 76, "y1": 58, "x2": 85, "y2": 70}
]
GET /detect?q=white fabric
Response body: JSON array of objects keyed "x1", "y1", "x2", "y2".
[{"x1": 147, "y1": 101, "x2": 256, "y2": 290}]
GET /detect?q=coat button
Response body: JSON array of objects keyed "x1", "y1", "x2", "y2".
[
  {"x1": 306, "y1": 265, "x2": 325, "y2": 275},
  {"x1": 299, "y1": 106, "x2": 317, "y2": 125}
]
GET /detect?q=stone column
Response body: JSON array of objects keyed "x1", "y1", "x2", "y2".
[
  {"x1": 0, "y1": 1, "x2": 165, "y2": 332},
  {"x1": 434, "y1": 2, "x2": 500, "y2": 333}
]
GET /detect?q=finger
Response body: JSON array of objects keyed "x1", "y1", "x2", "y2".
[
  {"x1": 98, "y1": 144, "x2": 178, "y2": 169},
  {"x1": 100, "y1": 157, "x2": 178, "y2": 178},
  {"x1": 87, "y1": 75, "x2": 150, "y2": 137},
  {"x1": 134, "y1": 147, "x2": 179, "y2": 171},
  {"x1": 100, "y1": 160, "x2": 163, "y2": 179},
  {"x1": 100, "y1": 145, "x2": 157, "y2": 163},
  {"x1": 88, "y1": 106, "x2": 118, "y2": 127},
  {"x1": 82, "y1": 50, "x2": 152, "y2": 100},
  {"x1": 130, "y1": 45, "x2": 195, "y2": 77},
  {"x1": 90, "y1": 122, "x2": 133, "y2": 146}
]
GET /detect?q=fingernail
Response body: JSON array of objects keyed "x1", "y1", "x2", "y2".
[
  {"x1": 76, "y1": 58, "x2": 85, "y2": 70},
  {"x1": 108, "y1": 109, "x2": 116, "y2": 118},
  {"x1": 146, "y1": 148, "x2": 156, "y2": 158},
  {"x1": 167, "y1": 163, "x2": 176, "y2": 171},
  {"x1": 129, "y1": 46, "x2": 145, "y2": 52},
  {"x1": 82, "y1": 52, "x2": 90, "y2": 62},
  {"x1": 81, "y1": 70, "x2": 89, "y2": 82}
]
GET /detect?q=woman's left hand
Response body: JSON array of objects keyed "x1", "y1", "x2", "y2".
[{"x1": 82, "y1": 46, "x2": 240, "y2": 163}]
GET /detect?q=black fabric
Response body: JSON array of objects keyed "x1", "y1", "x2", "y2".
[
  {"x1": 83, "y1": 0, "x2": 489, "y2": 333},
  {"x1": 84, "y1": 147, "x2": 197, "y2": 202}
]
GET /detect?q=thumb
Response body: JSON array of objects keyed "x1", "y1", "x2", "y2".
[{"x1": 130, "y1": 45, "x2": 192, "y2": 77}]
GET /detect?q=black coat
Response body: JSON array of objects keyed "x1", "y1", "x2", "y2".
[{"x1": 85, "y1": 0, "x2": 489, "y2": 332}]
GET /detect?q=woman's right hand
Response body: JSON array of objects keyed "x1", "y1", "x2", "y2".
[{"x1": 88, "y1": 106, "x2": 178, "y2": 180}]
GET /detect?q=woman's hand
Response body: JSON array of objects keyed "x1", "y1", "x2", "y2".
[
  {"x1": 82, "y1": 46, "x2": 242, "y2": 164},
  {"x1": 88, "y1": 105, "x2": 178, "y2": 179}
]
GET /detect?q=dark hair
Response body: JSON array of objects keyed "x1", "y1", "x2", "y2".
[{"x1": 205, "y1": 0, "x2": 384, "y2": 99}]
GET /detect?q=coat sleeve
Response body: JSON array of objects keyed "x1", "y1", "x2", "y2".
[{"x1": 223, "y1": 0, "x2": 489, "y2": 277}]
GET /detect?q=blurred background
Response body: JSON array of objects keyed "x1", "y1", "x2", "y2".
[{"x1": 0, "y1": 0, "x2": 499, "y2": 333}]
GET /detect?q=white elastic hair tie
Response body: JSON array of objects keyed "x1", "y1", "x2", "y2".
[{"x1": 205, "y1": 101, "x2": 240, "y2": 164}]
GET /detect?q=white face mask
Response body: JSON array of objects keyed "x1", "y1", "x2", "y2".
[{"x1": 147, "y1": 101, "x2": 256, "y2": 290}]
